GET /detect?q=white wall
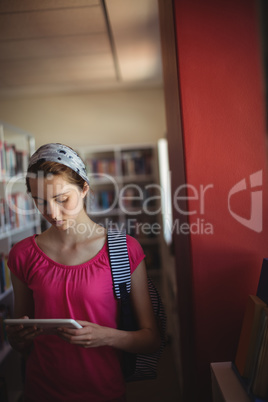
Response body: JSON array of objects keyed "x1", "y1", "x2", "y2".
[{"x1": 0, "y1": 87, "x2": 166, "y2": 149}]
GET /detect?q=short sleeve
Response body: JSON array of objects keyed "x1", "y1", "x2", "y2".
[
  {"x1": 7, "y1": 237, "x2": 31, "y2": 284},
  {"x1": 126, "y1": 235, "x2": 145, "y2": 274}
]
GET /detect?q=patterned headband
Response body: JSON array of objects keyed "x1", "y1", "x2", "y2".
[{"x1": 28, "y1": 143, "x2": 90, "y2": 184}]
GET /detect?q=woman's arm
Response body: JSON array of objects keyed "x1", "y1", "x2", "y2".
[
  {"x1": 58, "y1": 260, "x2": 161, "y2": 353},
  {"x1": 11, "y1": 272, "x2": 35, "y2": 319},
  {"x1": 112, "y1": 258, "x2": 161, "y2": 353},
  {"x1": 6, "y1": 273, "x2": 41, "y2": 356}
]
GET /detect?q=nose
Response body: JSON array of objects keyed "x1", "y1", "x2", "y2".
[{"x1": 46, "y1": 201, "x2": 61, "y2": 221}]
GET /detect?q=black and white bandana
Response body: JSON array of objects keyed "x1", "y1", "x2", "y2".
[{"x1": 28, "y1": 143, "x2": 90, "y2": 184}]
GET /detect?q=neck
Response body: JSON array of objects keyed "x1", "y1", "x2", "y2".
[{"x1": 48, "y1": 211, "x2": 105, "y2": 245}]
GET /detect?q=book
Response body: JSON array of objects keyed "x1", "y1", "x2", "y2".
[
  {"x1": 3, "y1": 256, "x2": 11, "y2": 291},
  {"x1": 231, "y1": 363, "x2": 268, "y2": 402},
  {"x1": 121, "y1": 150, "x2": 153, "y2": 176},
  {"x1": 0, "y1": 198, "x2": 6, "y2": 233},
  {"x1": 257, "y1": 259, "x2": 268, "y2": 304},
  {"x1": 250, "y1": 307, "x2": 268, "y2": 399},
  {"x1": 235, "y1": 295, "x2": 267, "y2": 379},
  {"x1": 0, "y1": 255, "x2": 5, "y2": 293}
]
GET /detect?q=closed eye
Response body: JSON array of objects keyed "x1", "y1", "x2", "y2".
[{"x1": 55, "y1": 197, "x2": 68, "y2": 204}]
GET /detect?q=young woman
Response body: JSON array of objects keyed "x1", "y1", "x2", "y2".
[{"x1": 6, "y1": 143, "x2": 160, "y2": 402}]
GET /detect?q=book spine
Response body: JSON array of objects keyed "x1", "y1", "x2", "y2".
[
  {"x1": 248, "y1": 309, "x2": 268, "y2": 397},
  {"x1": 3, "y1": 256, "x2": 11, "y2": 291},
  {"x1": 251, "y1": 313, "x2": 268, "y2": 398},
  {"x1": 0, "y1": 255, "x2": 6, "y2": 293}
]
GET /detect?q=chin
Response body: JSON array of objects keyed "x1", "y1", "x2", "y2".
[{"x1": 52, "y1": 220, "x2": 67, "y2": 230}]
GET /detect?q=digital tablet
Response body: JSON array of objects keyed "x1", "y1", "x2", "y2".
[{"x1": 4, "y1": 318, "x2": 82, "y2": 329}]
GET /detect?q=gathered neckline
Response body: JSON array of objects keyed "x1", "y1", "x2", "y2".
[{"x1": 31, "y1": 234, "x2": 108, "y2": 269}]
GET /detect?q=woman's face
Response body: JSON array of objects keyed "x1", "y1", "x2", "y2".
[{"x1": 29, "y1": 173, "x2": 88, "y2": 230}]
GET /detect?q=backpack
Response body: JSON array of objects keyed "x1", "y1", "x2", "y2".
[{"x1": 107, "y1": 229, "x2": 166, "y2": 382}]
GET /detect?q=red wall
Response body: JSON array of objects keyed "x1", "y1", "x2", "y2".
[{"x1": 174, "y1": 0, "x2": 268, "y2": 400}]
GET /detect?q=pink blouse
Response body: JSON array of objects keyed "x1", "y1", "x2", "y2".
[{"x1": 8, "y1": 234, "x2": 145, "y2": 402}]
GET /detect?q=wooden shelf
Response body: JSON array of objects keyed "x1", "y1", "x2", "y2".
[
  {"x1": 0, "y1": 123, "x2": 39, "y2": 396},
  {"x1": 122, "y1": 174, "x2": 155, "y2": 183},
  {"x1": 90, "y1": 176, "x2": 122, "y2": 186},
  {"x1": 211, "y1": 362, "x2": 251, "y2": 402},
  {"x1": 79, "y1": 144, "x2": 162, "y2": 273},
  {"x1": 0, "y1": 219, "x2": 40, "y2": 240},
  {"x1": 0, "y1": 175, "x2": 26, "y2": 183}
]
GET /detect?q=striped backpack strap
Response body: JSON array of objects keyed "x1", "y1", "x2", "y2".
[
  {"x1": 107, "y1": 228, "x2": 167, "y2": 382},
  {"x1": 107, "y1": 229, "x2": 131, "y2": 300}
]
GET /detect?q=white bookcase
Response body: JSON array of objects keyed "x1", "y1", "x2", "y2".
[
  {"x1": 79, "y1": 144, "x2": 162, "y2": 274},
  {"x1": 0, "y1": 122, "x2": 40, "y2": 401},
  {"x1": 211, "y1": 362, "x2": 251, "y2": 402}
]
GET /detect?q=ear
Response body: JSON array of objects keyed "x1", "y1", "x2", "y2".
[{"x1": 81, "y1": 182, "x2": 90, "y2": 199}]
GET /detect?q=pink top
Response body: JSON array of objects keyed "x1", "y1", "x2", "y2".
[{"x1": 8, "y1": 234, "x2": 145, "y2": 402}]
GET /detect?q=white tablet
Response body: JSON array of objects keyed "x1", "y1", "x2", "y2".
[{"x1": 4, "y1": 318, "x2": 82, "y2": 329}]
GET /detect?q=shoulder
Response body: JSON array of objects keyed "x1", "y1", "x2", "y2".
[
  {"x1": 126, "y1": 234, "x2": 143, "y2": 252},
  {"x1": 126, "y1": 235, "x2": 145, "y2": 274},
  {"x1": 8, "y1": 235, "x2": 36, "y2": 282},
  {"x1": 9, "y1": 235, "x2": 34, "y2": 257}
]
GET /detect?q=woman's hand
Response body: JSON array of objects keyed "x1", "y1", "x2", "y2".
[
  {"x1": 6, "y1": 316, "x2": 43, "y2": 356},
  {"x1": 56, "y1": 261, "x2": 161, "y2": 353},
  {"x1": 56, "y1": 259, "x2": 161, "y2": 353},
  {"x1": 57, "y1": 321, "x2": 112, "y2": 348}
]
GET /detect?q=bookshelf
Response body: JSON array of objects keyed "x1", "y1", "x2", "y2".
[
  {"x1": 0, "y1": 122, "x2": 40, "y2": 400},
  {"x1": 211, "y1": 362, "x2": 251, "y2": 402},
  {"x1": 232, "y1": 289, "x2": 268, "y2": 401},
  {"x1": 79, "y1": 144, "x2": 162, "y2": 273}
]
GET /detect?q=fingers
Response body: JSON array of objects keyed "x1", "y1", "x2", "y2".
[
  {"x1": 6, "y1": 316, "x2": 43, "y2": 342},
  {"x1": 7, "y1": 325, "x2": 43, "y2": 341},
  {"x1": 76, "y1": 320, "x2": 91, "y2": 326},
  {"x1": 57, "y1": 327, "x2": 89, "y2": 340},
  {"x1": 21, "y1": 326, "x2": 43, "y2": 340},
  {"x1": 56, "y1": 324, "x2": 96, "y2": 348},
  {"x1": 57, "y1": 330, "x2": 91, "y2": 347}
]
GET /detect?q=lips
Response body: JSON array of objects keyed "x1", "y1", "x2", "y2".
[{"x1": 51, "y1": 219, "x2": 64, "y2": 226}]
